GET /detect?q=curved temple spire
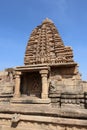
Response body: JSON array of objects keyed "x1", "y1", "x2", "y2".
[{"x1": 24, "y1": 19, "x2": 74, "y2": 65}]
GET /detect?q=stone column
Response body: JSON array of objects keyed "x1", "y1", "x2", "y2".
[
  {"x1": 40, "y1": 69, "x2": 48, "y2": 99},
  {"x1": 14, "y1": 71, "x2": 21, "y2": 97}
]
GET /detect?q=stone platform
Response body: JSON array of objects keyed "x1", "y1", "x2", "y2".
[
  {"x1": 11, "y1": 96, "x2": 51, "y2": 104},
  {"x1": 0, "y1": 103, "x2": 87, "y2": 130}
]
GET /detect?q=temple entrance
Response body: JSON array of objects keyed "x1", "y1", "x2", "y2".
[{"x1": 20, "y1": 71, "x2": 42, "y2": 98}]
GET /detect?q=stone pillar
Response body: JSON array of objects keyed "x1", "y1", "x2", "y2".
[
  {"x1": 14, "y1": 71, "x2": 21, "y2": 97},
  {"x1": 40, "y1": 69, "x2": 48, "y2": 99}
]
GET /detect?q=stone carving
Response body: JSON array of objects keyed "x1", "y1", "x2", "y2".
[
  {"x1": 49, "y1": 80, "x2": 62, "y2": 93},
  {"x1": 0, "y1": 18, "x2": 87, "y2": 130},
  {"x1": 0, "y1": 83, "x2": 14, "y2": 95},
  {"x1": 5, "y1": 68, "x2": 15, "y2": 82},
  {"x1": 24, "y1": 18, "x2": 74, "y2": 65},
  {"x1": 0, "y1": 69, "x2": 15, "y2": 95},
  {"x1": 49, "y1": 81, "x2": 57, "y2": 93},
  {"x1": 11, "y1": 113, "x2": 20, "y2": 123}
]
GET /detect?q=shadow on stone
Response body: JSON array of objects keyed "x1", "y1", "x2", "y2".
[
  {"x1": 84, "y1": 92, "x2": 87, "y2": 109},
  {"x1": 11, "y1": 122, "x2": 18, "y2": 128}
]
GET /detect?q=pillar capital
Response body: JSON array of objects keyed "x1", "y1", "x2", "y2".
[
  {"x1": 15, "y1": 71, "x2": 22, "y2": 76},
  {"x1": 15, "y1": 71, "x2": 21, "y2": 78},
  {"x1": 39, "y1": 69, "x2": 48, "y2": 75}
]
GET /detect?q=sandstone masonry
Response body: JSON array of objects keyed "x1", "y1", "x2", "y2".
[{"x1": 0, "y1": 18, "x2": 87, "y2": 130}]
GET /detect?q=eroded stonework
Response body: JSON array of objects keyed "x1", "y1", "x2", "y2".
[
  {"x1": 0, "y1": 18, "x2": 87, "y2": 130},
  {"x1": 24, "y1": 18, "x2": 74, "y2": 65}
]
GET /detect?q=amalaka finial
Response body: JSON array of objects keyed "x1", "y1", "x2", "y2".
[{"x1": 42, "y1": 18, "x2": 53, "y2": 24}]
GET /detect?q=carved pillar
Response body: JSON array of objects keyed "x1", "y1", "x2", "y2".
[
  {"x1": 14, "y1": 71, "x2": 21, "y2": 97},
  {"x1": 40, "y1": 70, "x2": 48, "y2": 99},
  {"x1": 23, "y1": 75, "x2": 27, "y2": 94}
]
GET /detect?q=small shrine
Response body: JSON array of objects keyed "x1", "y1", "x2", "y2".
[
  {"x1": 0, "y1": 18, "x2": 87, "y2": 130},
  {"x1": 14, "y1": 18, "x2": 78, "y2": 101}
]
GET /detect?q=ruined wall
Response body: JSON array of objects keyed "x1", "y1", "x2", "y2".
[
  {"x1": 0, "y1": 69, "x2": 14, "y2": 96},
  {"x1": 49, "y1": 66, "x2": 87, "y2": 109},
  {"x1": 49, "y1": 66, "x2": 83, "y2": 93}
]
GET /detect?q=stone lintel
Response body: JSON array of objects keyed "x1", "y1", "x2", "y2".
[
  {"x1": 15, "y1": 66, "x2": 50, "y2": 73},
  {"x1": 15, "y1": 62, "x2": 77, "y2": 69},
  {"x1": 50, "y1": 62, "x2": 78, "y2": 67}
]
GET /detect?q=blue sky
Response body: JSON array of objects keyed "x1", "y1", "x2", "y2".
[{"x1": 0, "y1": 0, "x2": 87, "y2": 80}]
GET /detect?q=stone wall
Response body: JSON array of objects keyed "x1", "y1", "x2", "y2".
[
  {"x1": 0, "y1": 69, "x2": 14, "y2": 96},
  {"x1": 0, "y1": 118, "x2": 87, "y2": 130},
  {"x1": 49, "y1": 66, "x2": 87, "y2": 109},
  {"x1": 49, "y1": 66, "x2": 82, "y2": 93}
]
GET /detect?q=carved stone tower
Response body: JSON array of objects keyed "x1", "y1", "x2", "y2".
[
  {"x1": 0, "y1": 18, "x2": 87, "y2": 130},
  {"x1": 24, "y1": 18, "x2": 74, "y2": 65},
  {"x1": 14, "y1": 18, "x2": 78, "y2": 100}
]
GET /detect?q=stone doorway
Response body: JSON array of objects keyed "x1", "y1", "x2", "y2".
[{"x1": 20, "y1": 72, "x2": 42, "y2": 98}]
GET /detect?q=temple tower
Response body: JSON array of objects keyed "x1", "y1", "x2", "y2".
[
  {"x1": 14, "y1": 18, "x2": 79, "y2": 101},
  {"x1": 24, "y1": 18, "x2": 74, "y2": 65},
  {"x1": 0, "y1": 18, "x2": 87, "y2": 130}
]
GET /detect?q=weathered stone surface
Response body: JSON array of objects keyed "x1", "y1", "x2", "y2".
[
  {"x1": 24, "y1": 18, "x2": 74, "y2": 65},
  {"x1": 0, "y1": 69, "x2": 14, "y2": 96},
  {"x1": 0, "y1": 18, "x2": 87, "y2": 129}
]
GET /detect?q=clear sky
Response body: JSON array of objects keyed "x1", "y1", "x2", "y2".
[{"x1": 0, "y1": 0, "x2": 87, "y2": 80}]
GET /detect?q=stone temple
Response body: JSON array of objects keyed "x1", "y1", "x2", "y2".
[{"x1": 0, "y1": 18, "x2": 87, "y2": 130}]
